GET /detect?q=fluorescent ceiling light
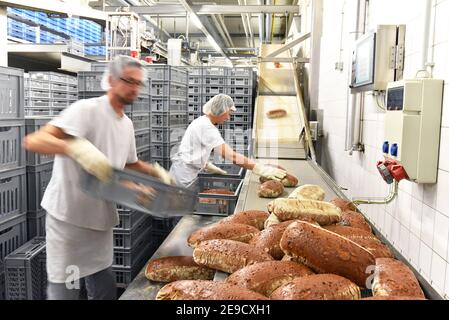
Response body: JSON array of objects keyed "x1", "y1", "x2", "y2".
[{"x1": 190, "y1": 14, "x2": 203, "y2": 30}]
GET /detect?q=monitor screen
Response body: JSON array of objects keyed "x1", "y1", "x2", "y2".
[{"x1": 351, "y1": 33, "x2": 376, "y2": 89}]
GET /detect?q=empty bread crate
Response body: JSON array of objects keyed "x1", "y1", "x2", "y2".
[
  {"x1": 0, "y1": 120, "x2": 26, "y2": 172},
  {"x1": 0, "y1": 67, "x2": 24, "y2": 120},
  {"x1": 0, "y1": 168, "x2": 27, "y2": 224}
]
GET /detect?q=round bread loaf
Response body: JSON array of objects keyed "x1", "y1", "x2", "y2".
[
  {"x1": 289, "y1": 184, "x2": 325, "y2": 201},
  {"x1": 193, "y1": 239, "x2": 274, "y2": 274},
  {"x1": 218, "y1": 210, "x2": 269, "y2": 230},
  {"x1": 249, "y1": 220, "x2": 300, "y2": 259},
  {"x1": 373, "y1": 258, "x2": 425, "y2": 298},
  {"x1": 280, "y1": 221, "x2": 376, "y2": 287},
  {"x1": 270, "y1": 274, "x2": 361, "y2": 300},
  {"x1": 264, "y1": 212, "x2": 282, "y2": 228},
  {"x1": 145, "y1": 256, "x2": 214, "y2": 282},
  {"x1": 187, "y1": 222, "x2": 260, "y2": 247},
  {"x1": 156, "y1": 280, "x2": 268, "y2": 300},
  {"x1": 260, "y1": 173, "x2": 299, "y2": 188},
  {"x1": 268, "y1": 198, "x2": 342, "y2": 225},
  {"x1": 338, "y1": 210, "x2": 372, "y2": 232},
  {"x1": 257, "y1": 180, "x2": 284, "y2": 198},
  {"x1": 331, "y1": 198, "x2": 358, "y2": 212},
  {"x1": 225, "y1": 261, "x2": 314, "y2": 296},
  {"x1": 266, "y1": 109, "x2": 287, "y2": 119}
]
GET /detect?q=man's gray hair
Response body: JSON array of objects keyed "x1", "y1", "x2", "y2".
[{"x1": 101, "y1": 55, "x2": 147, "y2": 90}]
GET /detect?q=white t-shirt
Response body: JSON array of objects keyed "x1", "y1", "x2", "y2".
[
  {"x1": 41, "y1": 95, "x2": 138, "y2": 231},
  {"x1": 170, "y1": 115, "x2": 225, "y2": 186}
]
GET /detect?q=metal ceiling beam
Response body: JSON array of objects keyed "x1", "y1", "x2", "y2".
[
  {"x1": 265, "y1": 32, "x2": 311, "y2": 58},
  {"x1": 102, "y1": 4, "x2": 300, "y2": 15}
]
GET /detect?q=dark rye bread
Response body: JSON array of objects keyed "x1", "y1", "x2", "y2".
[
  {"x1": 280, "y1": 221, "x2": 376, "y2": 287},
  {"x1": 218, "y1": 210, "x2": 269, "y2": 230},
  {"x1": 156, "y1": 280, "x2": 268, "y2": 300},
  {"x1": 193, "y1": 239, "x2": 274, "y2": 274},
  {"x1": 338, "y1": 210, "x2": 372, "y2": 232},
  {"x1": 257, "y1": 180, "x2": 284, "y2": 198},
  {"x1": 373, "y1": 258, "x2": 425, "y2": 298},
  {"x1": 330, "y1": 198, "x2": 358, "y2": 212},
  {"x1": 187, "y1": 223, "x2": 260, "y2": 248},
  {"x1": 249, "y1": 220, "x2": 301, "y2": 259},
  {"x1": 145, "y1": 256, "x2": 214, "y2": 282},
  {"x1": 260, "y1": 173, "x2": 299, "y2": 188},
  {"x1": 225, "y1": 261, "x2": 314, "y2": 297},
  {"x1": 324, "y1": 225, "x2": 393, "y2": 259},
  {"x1": 270, "y1": 274, "x2": 361, "y2": 300},
  {"x1": 266, "y1": 109, "x2": 287, "y2": 119}
]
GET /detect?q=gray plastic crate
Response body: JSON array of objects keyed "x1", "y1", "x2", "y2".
[
  {"x1": 228, "y1": 86, "x2": 251, "y2": 95},
  {"x1": 232, "y1": 95, "x2": 252, "y2": 105},
  {"x1": 25, "y1": 90, "x2": 50, "y2": 99},
  {"x1": 26, "y1": 163, "x2": 53, "y2": 212},
  {"x1": 130, "y1": 96, "x2": 150, "y2": 114},
  {"x1": 199, "y1": 163, "x2": 246, "y2": 179},
  {"x1": 195, "y1": 176, "x2": 243, "y2": 216},
  {"x1": 4, "y1": 237, "x2": 46, "y2": 300},
  {"x1": 203, "y1": 67, "x2": 229, "y2": 76},
  {"x1": 230, "y1": 114, "x2": 251, "y2": 123},
  {"x1": 187, "y1": 66, "x2": 202, "y2": 76},
  {"x1": 188, "y1": 76, "x2": 202, "y2": 85},
  {"x1": 27, "y1": 210, "x2": 46, "y2": 240},
  {"x1": 151, "y1": 81, "x2": 187, "y2": 98},
  {"x1": 0, "y1": 168, "x2": 27, "y2": 223},
  {"x1": 25, "y1": 117, "x2": 54, "y2": 166},
  {"x1": 233, "y1": 104, "x2": 252, "y2": 114},
  {"x1": 150, "y1": 216, "x2": 181, "y2": 234},
  {"x1": 150, "y1": 142, "x2": 178, "y2": 159},
  {"x1": 0, "y1": 120, "x2": 26, "y2": 172},
  {"x1": 136, "y1": 146, "x2": 150, "y2": 162},
  {"x1": 204, "y1": 77, "x2": 227, "y2": 86},
  {"x1": 0, "y1": 67, "x2": 24, "y2": 120},
  {"x1": 135, "y1": 131, "x2": 150, "y2": 149},
  {"x1": 131, "y1": 114, "x2": 150, "y2": 131},
  {"x1": 151, "y1": 97, "x2": 187, "y2": 113},
  {"x1": 188, "y1": 104, "x2": 202, "y2": 113},
  {"x1": 145, "y1": 65, "x2": 188, "y2": 83},
  {"x1": 188, "y1": 94, "x2": 201, "y2": 104},
  {"x1": 0, "y1": 213, "x2": 28, "y2": 277},
  {"x1": 151, "y1": 113, "x2": 188, "y2": 128},
  {"x1": 204, "y1": 86, "x2": 225, "y2": 95},
  {"x1": 113, "y1": 227, "x2": 151, "y2": 267},
  {"x1": 230, "y1": 67, "x2": 254, "y2": 77},
  {"x1": 228, "y1": 77, "x2": 253, "y2": 86},
  {"x1": 113, "y1": 215, "x2": 152, "y2": 249},
  {"x1": 90, "y1": 62, "x2": 107, "y2": 71},
  {"x1": 0, "y1": 271, "x2": 5, "y2": 300},
  {"x1": 225, "y1": 122, "x2": 251, "y2": 132},
  {"x1": 188, "y1": 86, "x2": 201, "y2": 94},
  {"x1": 151, "y1": 127, "x2": 186, "y2": 144},
  {"x1": 29, "y1": 71, "x2": 71, "y2": 84},
  {"x1": 77, "y1": 71, "x2": 104, "y2": 92},
  {"x1": 25, "y1": 78, "x2": 49, "y2": 91},
  {"x1": 115, "y1": 208, "x2": 145, "y2": 230}
]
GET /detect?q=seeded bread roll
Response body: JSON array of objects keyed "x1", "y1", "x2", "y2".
[
  {"x1": 188, "y1": 223, "x2": 260, "y2": 248},
  {"x1": 249, "y1": 220, "x2": 300, "y2": 259},
  {"x1": 257, "y1": 180, "x2": 284, "y2": 198},
  {"x1": 145, "y1": 256, "x2": 214, "y2": 282},
  {"x1": 338, "y1": 210, "x2": 372, "y2": 232},
  {"x1": 225, "y1": 261, "x2": 314, "y2": 297},
  {"x1": 280, "y1": 221, "x2": 376, "y2": 287},
  {"x1": 218, "y1": 210, "x2": 269, "y2": 230},
  {"x1": 288, "y1": 184, "x2": 326, "y2": 201},
  {"x1": 330, "y1": 198, "x2": 358, "y2": 212},
  {"x1": 156, "y1": 280, "x2": 268, "y2": 300},
  {"x1": 268, "y1": 198, "x2": 342, "y2": 226},
  {"x1": 264, "y1": 212, "x2": 282, "y2": 228},
  {"x1": 373, "y1": 258, "x2": 425, "y2": 298},
  {"x1": 193, "y1": 239, "x2": 274, "y2": 274},
  {"x1": 270, "y1": 274, "x2": 361, "y2": 300},
  {"x1": 324, "y1": 225, "x2": 393, "y2": 259},
  {"x1": 260, "y1": 174, "x2": 299, "y2": 188},
  {"x1": 266, "y1": 109, "x2": 287, "y2": 119}
]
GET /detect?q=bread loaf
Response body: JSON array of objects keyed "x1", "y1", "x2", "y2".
[
  {"x1": 288, "y1": 184, "x2": 325, "y2": 201},
  {"x1": 266, "y1": 109, "x2": 287, "y2": 119},
  {"x1": 260, "y1": 174, "x2": 299, "y2": 188},
  {"x1": 145, "y1": 256, "x2": 214, "y2": 282},
  {"x1": 280, "y1": 221, "x2": 376, "y2": 287},
  {"x1": 193, "y1": 239, "x2": 274, "y2": 274},
  {"x1": 225, "y1": 261, "x2": 314, "y2": 297},
  {"x1": 188, "y1": 223, "x2": 260, "y2": 248},
  {"x1": 268, "y1": 198, "x2": 342, "y2": 225},
  {"x1": 338, "y1": 210, "x2": 372, "y2": 232},
  {"x1": 270, "y1": 274, "x2": 361, "y2": 300},
  {"x1": 156, "y1": 280, "x2": 268, "y2": 300},
  {"x1": 264, "y1": 212, "x2": 282, "y2": 228},
  {"x1": 249, "y1": 220, "x2": 299, "y2": 259},
  {"x1": 257, "y1": 180, "x2": 284, "y2": 198},
  {"x1": 324, "y1": 225, "x2": 393, "y2": 259},
  {"x1": 331, "y1": 198, "x2": 358, "y2": 212},
  {"x1": 362, "y1": 296, "x2": 426, "y2": 300},
  {"x1": 373, "y1": 258, "x2": 425, "y2": 298},
  {"x1": 218, "y1": 210, "x2": 269, "y2": 230}
]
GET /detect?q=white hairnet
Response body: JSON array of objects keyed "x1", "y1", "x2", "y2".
[{"x1": 202, "y1": 94, "x2": 236, "y2": 116}]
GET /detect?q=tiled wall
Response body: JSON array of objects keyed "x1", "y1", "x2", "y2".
[{"x1": 317, "y1": 0, "x2": 449, "y2": 298}]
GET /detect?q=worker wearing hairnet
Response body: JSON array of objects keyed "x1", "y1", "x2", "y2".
[{"x1": 169, "y1": 94, "x2": 286, "y2": 187}]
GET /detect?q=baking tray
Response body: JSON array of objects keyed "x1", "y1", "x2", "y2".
[{"x1": 80, "y1": 168, "x2": 197, "y2": 218}]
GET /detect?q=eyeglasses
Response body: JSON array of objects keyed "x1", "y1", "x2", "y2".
[{"x1": 120, "y1": 77, "x2": 145, "y2": 87}]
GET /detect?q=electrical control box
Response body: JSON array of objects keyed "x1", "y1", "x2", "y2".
[{"x1": 384, "y1": 79, "x2": 444, "y2": 183}]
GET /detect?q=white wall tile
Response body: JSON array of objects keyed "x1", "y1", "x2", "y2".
[
  {"x1": 384, "y1": 212, "x2": 393, "y2": 240},
  {"x1": 436, "y1": 170, "x2": 449, "y2": 218},
  {"x1": 438, "y1": 128, "x2": 449, "y2": 171},
  {"x1": 433, "y1": 212, "x2": 449, "y2": 259},
  {"x1": 421, "y1": 205, "x2": 436, "y2": 248},
  {"x1": 441, "y1": 84, "x2": 449, "y2": 128},
  {"x1": 410, "y1": 197, "x2": 423, "y2": 237},
  {"x1": 423, "y1": 183, "x2": 438, "y2": 209},
  {"x1": 445, "y1": 263, "x2": 449, "y2": 299},
  {"x1": 399, "y1": 224, "x2": 410, "y2": 255},
  {"x1": 432, "y1": 41, "x2": 449, "y2": 82},
  {"x1": 420, "y1": 241, "x2": 433, "y2": 280},
  {"x1": 434, "y1": 0, "x2": 449, "y2": 45},
  {"x1": 397, "y1": 190, "x2": 412, "y2": 228},
  {"x1": 409, "y1": 233, "x2": 421, "y2": 268},
  {"x1": 391, "y1": 218, "x2": 401, "y2": 246},
  {"x1": 431, "y1": 252, "x2": 447, "y2": 294},
  {"x1": 411, "y1": 182, "x2": 424, "y2": 202}
]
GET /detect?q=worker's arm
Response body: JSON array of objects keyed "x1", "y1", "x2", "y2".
[
  {"x1": 126, "y1": 161, "x2": 174, "y2": 185},
  {"x1": 22, "y1": 124, "x2": 72, "y2": 156},
  {"x1": 215, "y1": 143, "x2": 256, "y2": 170}
]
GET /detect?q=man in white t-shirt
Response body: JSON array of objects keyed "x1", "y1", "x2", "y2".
[
  {"x1": 170, "y1": 94, "x2": 286, "y2": 187},
  {"x1": 23, "y1": 56, "x2": 172, "y2": 300}
]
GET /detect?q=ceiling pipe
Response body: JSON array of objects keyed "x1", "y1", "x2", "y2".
[
  {"x1": 258, "y1": 0, "x2": 264, "y2": 44},
  {"x1": 244, "y1": 0, "x2": 255, "y2": 48},
  {"x1": 265, "y1": 0, "x2": 272, "y2": 43},
  {"x1": 217, "y1": 14, "x2": 236, "y2": 52},
  {"x1": 237, "y1": 0, "x2": 250, "y2": 47}
]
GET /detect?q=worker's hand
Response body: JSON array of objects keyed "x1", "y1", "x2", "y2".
[
  {"x1": 66, "y1": 137, "x2": 113, "y2": 182},
  {"x1": 206, "y1": 162, "x2": 227, "y2": 175},
  {"x1": 253, "y1": 163, "x2": 287, "y2": 181},
  {"x1": 152, "y1": 162, "x2": 175, "y2": 185}
]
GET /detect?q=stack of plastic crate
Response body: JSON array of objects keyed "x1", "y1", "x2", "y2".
[
  {"x1": 187, "y1": 66, "x2": 203, "y2": 123},
  {"x1": 4, "y1": 237, "x2": 47, "y2": 300},
  {"x1": 24, "y1": 117, "x2": 54, "y2": 240},
  {"x1": 25, "y1": 72, "x2": 78, "y2": 117},
  {"x1": 0, "y1": 67, "x2": 28, "y2": 301},
  {"x1": 146, "y1": 65, "x2": 189, "y2": 170}
]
